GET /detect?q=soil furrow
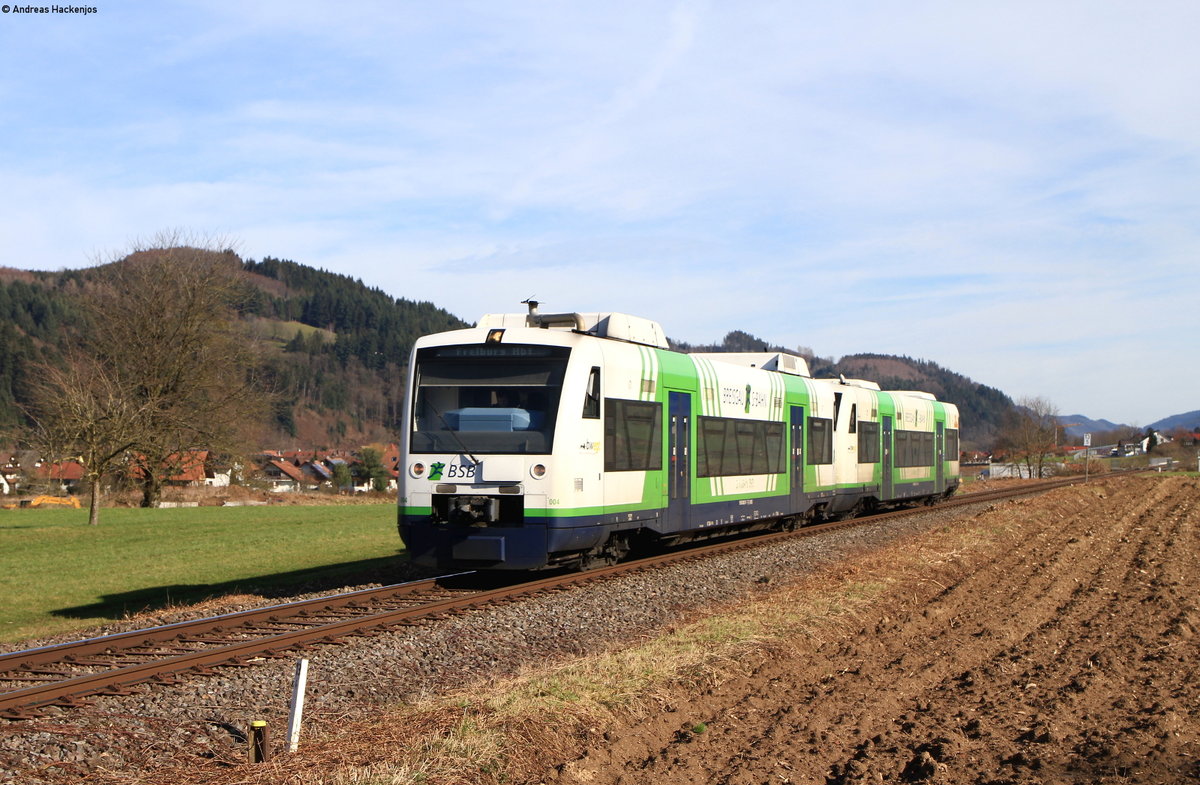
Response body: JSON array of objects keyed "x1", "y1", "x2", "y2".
[{"x1": 550, "y1": 476, "x2": 1200, "y2": 785}]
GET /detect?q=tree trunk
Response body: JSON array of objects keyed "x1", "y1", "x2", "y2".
[
  {"x1": 141, "y1": 474, "x2": 161, "y2": 508},
  {"x1": 88, "y1": 476, "x2": 101, "y2": 526}
]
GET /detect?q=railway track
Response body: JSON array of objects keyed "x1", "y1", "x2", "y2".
[{"x1": 0, "y1": 475, "x2": 1091, "y2": 720}]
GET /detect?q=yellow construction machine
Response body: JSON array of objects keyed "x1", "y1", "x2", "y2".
[{"x1": 1, "y1": 495, "x2": 81, "y2": 510}]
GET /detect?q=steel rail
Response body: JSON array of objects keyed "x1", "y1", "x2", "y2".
[
  {"x1": 0, "y1": 576, "x2": 471, "y2": 674},
  {"x1": 0, "y1": 474, "x2": 1098, "y2": 719}
]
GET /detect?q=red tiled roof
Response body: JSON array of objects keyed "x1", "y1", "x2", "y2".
[
  {"x1": 129, "y1": 451, "x2": 210, "y2": 483},
  {"x1": 268, "y1": 460, "x2": 306, "y2": 483},
  {"x1": 37, "y1": 461, "x2": 85, "y2": 481},
  {"x1": 169, "y1": 451, "x2": 209, "y2": 483}
]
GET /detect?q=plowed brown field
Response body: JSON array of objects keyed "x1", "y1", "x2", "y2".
[{"x1": 549, "y1": 475, "x2": 1200, "y2": 785}]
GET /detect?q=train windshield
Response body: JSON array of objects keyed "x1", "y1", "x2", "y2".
[{"x1": 410, "y1": 344, "x2": 570, "y2": 454}]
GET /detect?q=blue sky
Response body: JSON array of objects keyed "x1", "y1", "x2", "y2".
[{"x1": 2, "y1": 1, "x2": 1198, "y2": 427}]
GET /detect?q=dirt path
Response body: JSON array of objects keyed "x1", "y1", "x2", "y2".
[{"x1": 548, "y1": 475, "x2": 1200, "y2": 784}]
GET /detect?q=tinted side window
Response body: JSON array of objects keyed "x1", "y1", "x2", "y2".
[
  {"x1": 807, "y1": 417, "x2": 833, "y2": 465},
  {"x1": 697, "y1": 416, "x2": 785, "y2": 477},
  {"x1": 583, "y1": 367, "x2": 601, "y2": 419},
  {"x1": 895, "y1": 429, "x2": 934, "y2": 467},
  {"x1": 604, "y1": 398, "x2": 663, "y2": 471},
  {"x1": 858, "y1": 421, "x2": 880, "y2": 463}
]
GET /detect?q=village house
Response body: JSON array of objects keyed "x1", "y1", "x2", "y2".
[
  {"x1": 258, "y1": 459, "x2": 308, "y2": 492},
  {"x1": 128, "y1": 450, "x2": 230, "y2": 489},
  {"x1": 34, "y1": 460, "x2": 86, "y2": 494}
]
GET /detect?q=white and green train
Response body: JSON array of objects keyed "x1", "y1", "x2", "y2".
[{"x1": 398, "y1": 305, "x2": 960, "y2": 570}]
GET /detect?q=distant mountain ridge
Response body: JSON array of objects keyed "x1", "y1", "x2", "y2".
[
  {"x1": 1058, "y1": 411, "x2": 1200, "y2": 439},
  {"x1": 1057, "y1": 416, "x2": 1124, "y2": 439},
  {"x1": 1149, "y1": 410, "x2": 1200, "y2": 433}
]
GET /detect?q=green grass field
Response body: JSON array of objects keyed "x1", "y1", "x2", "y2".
[{"x1": 0, "y1": 503, "x2": 407, "y2": 645}]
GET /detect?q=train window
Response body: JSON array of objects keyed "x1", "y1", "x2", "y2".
[
  {"x1": 945, "y1": 428, "x2": 959, "y2": 460},
  {"x1": 582, "y1": 367, "x2": 601, "y2": 419},
  {"x1": 764, "y1": 421, "x2": 785, "y2": 474},
  {"x1": 807, "y1": 417, "x2": 833, "y2": 465},
  {"x1": 858, "y1": 421, "x2": 879, "y2": 463},
  {"x1": 697, "y1": 418, "x2": 727, "y2": 476},
  {"x1": 696, "y1": 416, "x2": 785, "y2": 477},
  {"x1": 410, "y1": 345, "x2": 568, "y2": 454},
  {"x1": 848, "y1": 404, "x2": 857, "y2": 434},
  {"x1": 895, "y1": 429, "x2": 935, "y2": 467},
  {"x1": 604, "y1": 398, "x2": 662, "y2": 472}
]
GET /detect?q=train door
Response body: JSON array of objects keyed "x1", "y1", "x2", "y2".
[
  {"x1": 936, "y1": 421, "x2": 945, "y2": 494},
  {"x1": 667, "y1": 391, "x2": 691, "y2": 531},
  {"x1": 789, "y1": 405, "x2": 806, "y2": 511},
  {"x1": 882, "y1": 415, "x2": 893, "y2": 499}
]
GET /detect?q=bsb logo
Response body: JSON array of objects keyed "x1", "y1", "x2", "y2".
[{"x1": 428, "y1": 462, "x2": 446, "y2": 481}]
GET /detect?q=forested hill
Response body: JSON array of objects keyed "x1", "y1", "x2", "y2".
[
  {"x1": 241, "y1": 257, "x2": 466, "y2": 374},
  {"x1": 3, "y1": 258, "x2": 1003, "y2": 448},
  {"x1": 832, "y1": 354, "x2": 1012, "y2": 448},
  {"x1": 0, "y1": 269, "x2": 77, "y2": 434},
  {"x1": 671, "y1": 331, "x2": 1012, "y2": 448},
  {"x1": 238, "y1": 257, "x2": 469, "y2": 443},
  {"x1": 0, "y1": 259, "x2": 468, "y2": 446}
]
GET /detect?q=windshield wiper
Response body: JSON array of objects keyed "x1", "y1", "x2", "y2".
[{"x1": 423, "y1": 396, "x2": 482, "y2": 467}]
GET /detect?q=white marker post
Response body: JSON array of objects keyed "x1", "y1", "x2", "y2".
[
  {"x1": 287, "y1": 658, "x2": 310, "y2": 753},
  {"x1": 1083, "y1": 433, "x2": 1092, "y2": 483}
]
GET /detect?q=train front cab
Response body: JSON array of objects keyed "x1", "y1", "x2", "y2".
[
  {"x1": 399, "y1": 317, "x2": 673, "y2": 571},
  {"x1": 398, "y1": 329, "x2": 599, "y2": 570}
]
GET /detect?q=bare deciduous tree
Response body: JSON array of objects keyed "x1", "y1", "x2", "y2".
[
  {"x1": 24, "y1": 232, "x2": 267, "y2": 516},
  {"x1": 93, "y1": 236, "x2": 265, "y2": 507},
  {"x1": 25, "y1": 352, "x2": 150, "y2": 524},
  {"x1": 999, "y1": 395, "x2": 1060, "y2": 478}
]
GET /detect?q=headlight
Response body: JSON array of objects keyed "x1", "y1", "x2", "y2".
[
  {"x1": 530, "y1": 463, "x2": 547, "y2": 479},
  {"x1": 410, "y1": 462, "x2": 426, "y2": 478}
]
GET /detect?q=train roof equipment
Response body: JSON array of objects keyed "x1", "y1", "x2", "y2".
[{"x1": 477, "y1": 303, "x2": 669, "y2": 349}]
